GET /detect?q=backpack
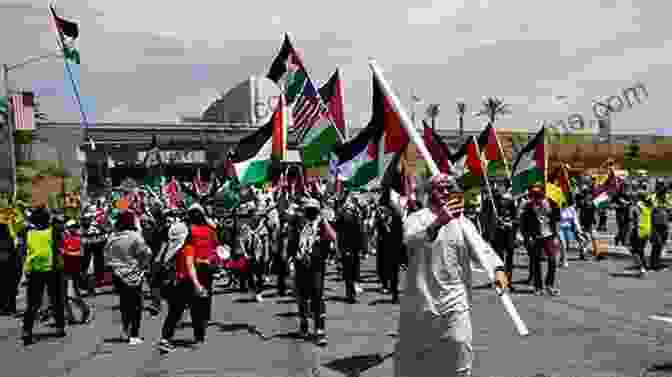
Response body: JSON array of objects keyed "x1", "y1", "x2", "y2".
[
  {"x1": 152, "y1": 243, "x2": 179, "y2": 297},
  {"x1": 651, "y1": 207, "x2": 669, "y2": 227}
]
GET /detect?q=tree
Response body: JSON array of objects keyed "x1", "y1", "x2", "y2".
[
  {"x1": 475, "y1": 97, "x2": 511, "y2": 125},
  {"x1": 511, "y1": 131, "x2": 529, "y2": 156},
  {"x1": 426, "y1": 104, "x2": 440, "y2": 131},
  {"x1": 624, "y1": 141, "x2": 641, "y2": 171}
]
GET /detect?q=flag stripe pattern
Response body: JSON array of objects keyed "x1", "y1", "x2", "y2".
[{"x1": 10, "y1": 93, "x2": 35, "y2": 131}]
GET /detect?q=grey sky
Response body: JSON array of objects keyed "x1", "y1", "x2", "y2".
[{"x1": 1, "y1": 0, "x2": 671, "y2": 134}]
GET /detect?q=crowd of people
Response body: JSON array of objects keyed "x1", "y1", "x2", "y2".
[{"x1": 0, "y1": 166, "x2": 670, "y2": 376}]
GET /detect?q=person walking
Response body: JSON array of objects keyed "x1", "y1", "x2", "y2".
[
  {"x1": 649, "y1": 179, "x2": 671, "y2": 271},
  {"x1": 61, "y1": 220, "x2": 83, "y2": 324},
  {"x1": 375, "y1": 198, "x2": 403, "y2": 303},
  {"x1": 21, "y1": 207, "x2": 67, "y2": 346},
  {"x1": 157, "y1": 222, "x2": 209, "y2": 353},
  {"x1": 393, "y1": 173, "x2": 508, "y2": 377},
  {"x1": 0, "y1": 223, "x2": 21, "y2": 316},
  {"x1": 293, "y1": 197, "x2": 337, "y2": 346},
  {"x1": 335, "y1": 198, "x2": 366, "y2": 304},
  {"x1": 186, "y1": 204, "x2": 218, "y2": 323},
  {"x1": 104, "y1": 211, "x2": 152, "y2": 345},
  {"x1": 520, "y1": 184, "x2": 561, "y2": 296}
]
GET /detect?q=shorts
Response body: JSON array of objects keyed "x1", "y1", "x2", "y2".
[
  {"x1": 558, "y1": 223, "x2": 575, "y2": 244},
  {"x1": 543, "y1": 237, "x2": 560, "y2": 257}
]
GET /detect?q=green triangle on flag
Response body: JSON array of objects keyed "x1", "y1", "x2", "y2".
[
  {"x1": 0, "y1": 96, "x2": 7, "y2": 115},
  {"x1": 64, "y1": 46, "x2": 80, "y2": 65}
]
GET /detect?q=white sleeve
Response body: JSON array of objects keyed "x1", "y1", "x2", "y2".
[{"x1": 461, "y1": 218, "x2": 504, "y2": 280}]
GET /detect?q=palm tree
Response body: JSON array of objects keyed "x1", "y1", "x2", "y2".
[
  {"x1": 456, "y1": 102, "x2": 466, "y2": 139},
  {"x1": 475, "y1": 97, "x2": 511, "y2": 126},
  {"x1": 426, "y1": 104, "x2": 441, "y2": 131}
]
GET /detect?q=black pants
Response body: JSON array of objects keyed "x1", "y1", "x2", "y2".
[
  {"x1": 81, "y1": 243, "x2": 105, "y2": 290},
  {"x1": 342, "y1": 251, "x2": 361, "y2": 300},
  {"x1": 377, "y1": 246, "x2": 401, "y2": 299},
  {"x1": 161, "y1": 280, "x2": 207, "y2": 342},
  {"x1": 650, "y1": 226, "x2": 668, "y2": 270},
  {"x1": 529, "y1": 238, "x2": 557, "y2": 290},
  {"x1": 112, "y1": 275, "x2": 143, "y2": 338},
  {"x1": 23, "y1": 271, "x2": 65, "y2": 336},
  {"x1": 631, "y1": 235, "x2": 649, "y2": 269},
  {"x1": 271, "y1": 251, "x2": 288, "y2": 294},
  {"x1": 598, "y1": 209, "x2": 608, "y2": 231},
  {"x1": 294, "y1": 258, "x2": 326, "y2": 330},
  {"x1": 494, "y1": 228, "x2": 516, "y2": 277},
  {"x1": 195, "y1": 264, "x2": 213, "y2": 322},
  {"x1": 615, "y1": 212, "x2": 629, "y2": 245},
  {"x1": 242, "y1": 255, "x2": 264, "y2": 294},
  {"x1": 0, "y1": 257, "x2": 21, "y2": 312}
]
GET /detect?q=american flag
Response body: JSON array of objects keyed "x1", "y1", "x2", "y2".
[
  {"x1": 290, "y1": 79, "x2": 326, "y2": 142},
  {"x1": 10, "y1": 92, "x2": 35, "y2": 131}
]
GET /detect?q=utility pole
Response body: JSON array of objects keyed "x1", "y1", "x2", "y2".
[{"x1": 2, "y1": 64, "x2": 17, "y2": 204}]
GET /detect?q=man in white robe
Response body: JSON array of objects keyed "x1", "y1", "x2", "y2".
[{"x1": 394, "y1": 173, "x2": 508, "y2": 377}]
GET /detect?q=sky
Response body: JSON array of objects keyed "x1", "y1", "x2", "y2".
[{"x1": 1, "y1": 0, "x2": 671, "y2": 136}]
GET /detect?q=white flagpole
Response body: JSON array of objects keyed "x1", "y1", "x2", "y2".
[{"x1": 369, "y1": 59, "x2": 529, "y2": 337}]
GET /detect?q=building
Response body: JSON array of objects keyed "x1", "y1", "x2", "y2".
[{"x1": 2, "y1": 117, "x2": 671, "y2": 194}]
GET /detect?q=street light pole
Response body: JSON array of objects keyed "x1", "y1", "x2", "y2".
[{"x1": 2, "y1": 51, "x2": 64, "y2": 204}]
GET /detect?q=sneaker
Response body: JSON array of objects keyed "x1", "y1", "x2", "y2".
[
  {"x1": 534, "y1": 289, "x2": 545, "y2": 296},
  {"x1": 639, "y1": 268, "x2": 648, "y2": 278},
  {"x1": 561, "y1": 260, "x2": 569, "y2": 268},
  {"x1": 315, "y1": 330, "x2": 327, "y2": 346},
  {"x1": 545, "y1": 287, "x2": 560, "y2": 296},
  {"x1": 129, "y1": 337, "x2": 144, "y2": 346},
  {"x1": 255, "y1": 294, "x2": 264, "y2": 303},
  {"x1": 157, "y1": 339, "x2": 176, "y2": 353},
  {"x1": 354, "y1": 284, "x2": 363, "y2": 294}
]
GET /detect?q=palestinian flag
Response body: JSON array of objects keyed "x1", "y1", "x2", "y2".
[
  {"x1": 271, "y1": 94, "x2": 289, "y2": 161},
  {"x1": 49, "y1": 5, "x2": 80, "y2": 65},
  {"x1": 50, "y1": 4, "x2": 94, "y2": 127},
  {"x1": 450, "y1": 136, "x2": 484, "y2": 190},
  {"x1": 380, "y1": 142, "x2": 417, "y2": 208},
  {"x1": 593, "y1": 191, "x2": 609, "y2": 209},
  {"x1": 477, "y1": 123, "x2": 507, "y2": 176},
  {"x1": 318, "y1": 69, "x2": 346, "y2": 134},
  {"x1": 267, "y1": 34, "x2": 294, "y2": 83},
  {"x1": 373, "y1": 76, "x2": 409, "y2": 176},
  {"x1": 230, "y1": 119, "x2": 274, "y2": 186},
  {"x1": 266, "y1": 34, "x2": 329, "y2": 141},
  {"x1": 423, "y1": 120, "x2": 452, "y2": 174},
  {"x1": 299, "y1": 69, "x2": 346, "y2": 175},
  {"x1": 330, "y1": 114, "x2": 383, "y2": 189},
  {"x1": 511, "y1": 127, "x2": 546, "y2": 196},
  {"x1": 0, "y1": 96, "x2": 8, "y2": 118},
  {"x1": 301, "y1": 114, "x2": 340, "y2": 170}
]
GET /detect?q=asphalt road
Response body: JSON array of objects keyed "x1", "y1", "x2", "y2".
[{"x1": 2, "y1": 215, "x2": 672, "y2": 377}]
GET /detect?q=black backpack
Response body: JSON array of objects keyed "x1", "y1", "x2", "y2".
[
  {"x1": 152, "y1": 242, "x2": 179, "y2": 297},
  {"x1": 651, "y1": 207, "x2": 669, "y2": 227}
]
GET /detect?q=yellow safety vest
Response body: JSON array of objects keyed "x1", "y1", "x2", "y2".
[
  {"x1": 24, "y1": 227, "x2": 54, "y2": 273},
  {"x1": 638, "y1": 202, "x2": 652, "y2": 239}
]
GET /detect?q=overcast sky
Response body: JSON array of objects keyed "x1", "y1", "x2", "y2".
[{"x1": 1, "y1": 1, "x2": 671, "y2": 135}]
